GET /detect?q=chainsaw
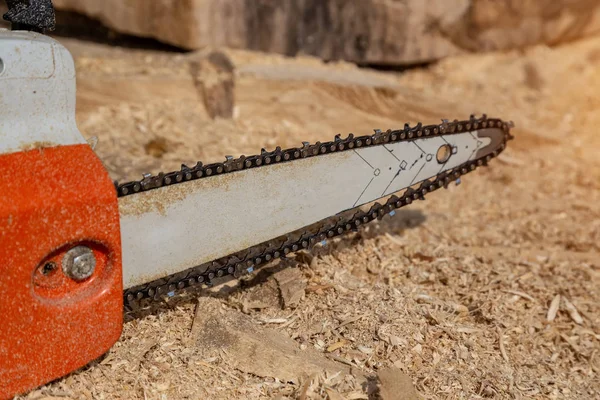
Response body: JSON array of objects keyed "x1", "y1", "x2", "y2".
[{"x1": 0, "y1": 1, "x2": 513, "y2": 398}]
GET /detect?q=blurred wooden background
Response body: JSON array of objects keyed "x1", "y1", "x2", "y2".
[{"x1": 2, "y1": 0, "x2": 599, "y2": 65}]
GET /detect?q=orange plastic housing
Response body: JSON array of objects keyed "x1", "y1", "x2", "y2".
[{"x1": 0, "y1": 144, "x2": 123, "y2": 399}]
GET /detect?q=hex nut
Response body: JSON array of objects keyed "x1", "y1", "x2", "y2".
[{"x1": 62, "y1": 246, "x2": 96, "y2": 281}]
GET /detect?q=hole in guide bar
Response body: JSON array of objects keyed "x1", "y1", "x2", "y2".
[
  {"x1": 436, "y1": 144, "x2": 452, "y2": 164},
  {"x1": 0, "y1": 58, "x2": 5, "y2": 75}
]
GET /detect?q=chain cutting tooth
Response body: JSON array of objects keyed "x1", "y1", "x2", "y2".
[
  {"x1": 449, "y1": 120, "x2": 457, "y2": 132},
  {"x1": 373, "y1": 129, "x2": 387, "y2": 144},
  {"x1": 180, "y1": 164, "x2": 193, "y2": 180},
  {"x1": 223, "y1": 155, "x2": 236, "y2": 172},
  {"x1": 440, "y1": 119, "x2": 449, "y2": 133}
]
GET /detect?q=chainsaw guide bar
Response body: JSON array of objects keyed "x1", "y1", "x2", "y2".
[{"x1": 121, "y1": 116, "x2": 514, "y2": 304}]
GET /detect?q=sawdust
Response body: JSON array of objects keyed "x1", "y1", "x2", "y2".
[
  {"x1": 20, "y1": 34, "x2": 600, "y2": 399},
  {"x1": 117, "y1": 181, "x2": 199, "y2": 217},
  {"x1": 18, "y1": 141, "x2": 58, "y2": 152}
]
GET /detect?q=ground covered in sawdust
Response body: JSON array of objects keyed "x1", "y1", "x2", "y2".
[{"x1": 22, "y1": 35, "x2": 600, "y2": 400}]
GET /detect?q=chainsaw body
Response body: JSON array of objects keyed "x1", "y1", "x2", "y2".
[{"x1": 0, "y1": 30, "x2": 123, "y2": 398}]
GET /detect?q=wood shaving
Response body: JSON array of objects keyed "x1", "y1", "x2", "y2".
[
  {"x1": 502, "y1": 289, "x2": 536, "y2": 302},
  {"x1": 327, "y1": 340, "x2": 348, "y2": 353},
  {"x1": 497, "y1": 327, "x2": 509, "y2": 362},
  {"x1": 563, "y1": 297, "x2": 584, "y2": 325},
  {"x1": 547, "y1": 294, "x2": 561, "y2": 322}
]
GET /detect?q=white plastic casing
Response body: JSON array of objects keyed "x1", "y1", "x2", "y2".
[{"x1": 0, "y1": 30, "x2": 86, "y2": 155}]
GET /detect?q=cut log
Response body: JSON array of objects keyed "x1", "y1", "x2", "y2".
[{"x1": 51, "y1": 0, "x2": 600, "y2": 65}]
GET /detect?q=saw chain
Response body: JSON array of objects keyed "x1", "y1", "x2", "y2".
[{"x1": 121, "y1": 115, "x2": 513, "y2": 303}]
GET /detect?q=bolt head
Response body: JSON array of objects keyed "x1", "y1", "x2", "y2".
[{"x1": 62, "y1": 246, "x2": 96, "y2": 281}]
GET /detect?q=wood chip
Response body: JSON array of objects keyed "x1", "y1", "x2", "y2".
[
  {"x1": 190, "y1": 51, "x2": 235, "y2": 119},
  {"x1": 298, "y1": 373, "x2": 318, "y2": 400},
  {"x1": 547, "y1": 294, "x2": 561, "y2": 322},
  {"x1": 449, "y1": 302, "x2": 469, "y2": 315},
  {"x1": 517, "y1": 271, "x2": 534, "y2": 281},
  {"x1": 357, "y1": 345, "x2": 373, "y2": 354},
  {"x1": 497, "y1": 327, "x2": 509, "y2": 362},
  {"x1": 259, "y1": 318, "x2": 288, "y2": 324},
  {"x1": 327, "y1": 340, "x2": 348, "y2": 353},
  {"x1": 412, "y1": 252, "x2": 435, "y2": 262},
  {"x1": 412, "y1": 343, "x2": 422, "y2": 354},
  {"x1": 562, "y1": 297, "x2": 584, "y2": 325},
  {"x1": 325, "y1": 387, "x2": 346, "y2": 400},
  {"x1": 305, "y1": 284, "x2": 334, "y2": 293},
  {"x1": 346, "y1": 392, "x2": 369, "y2": 400},
  {"x1": 560, "y1": 334, "x2": 582, "y2": 354},
  {"x1": 456, "y1": 326, "x2": 481, "y2": 334},
  {"x1": 328, "y1": 354, "x2": 354, "y2": 366},
  {"x1": 274, "y1": 267, "x2": 307, "y2": 308},
  {"x1": 337, "y1": 314, "x2": 366, "y2": 329},
  {"x1": 414, "y1": 294, "x2": 434, "y2": 304},
  {"x1": 502, "y1": 289, "x2": 536, "y2": 302},
  {"x1": 389, "y1": 335, "x2": 403, "y2": 346}
]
